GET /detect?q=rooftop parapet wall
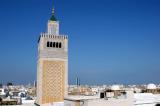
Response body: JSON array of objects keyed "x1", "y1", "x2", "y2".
[
  {"x1": 41, "y1": 33, "x2": 68, "y2": 39},
  {"x1": 38, "y1": 33, "x2": 68, "y2": 43}
]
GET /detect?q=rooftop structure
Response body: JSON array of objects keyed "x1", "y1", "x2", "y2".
[
  {"x1": 65, "y1": 91, "x2": 134, "y2": 106},
  {"x1": 147, "y1": 84, "x2": 157, "y2": 90},
  {"x1": 111, "y1": 85, "x2": 120, "y2": 91}
]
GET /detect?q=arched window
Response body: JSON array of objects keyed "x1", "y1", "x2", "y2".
[
  {"x1": 59, "y1": 43, "x2": 62, "y2": 48},
  {"x1": 50, "y1": 42, "x2": 53, "y2": 47},
  {"x1": 56, "y1": 42, "x2": 59, "y2": 48},
  {"x1": 53, "y1": 42, "x2": 55, "y2": 47},
  {"x1": 47, "y1": 42, "x2": 50, "y2": 47}
]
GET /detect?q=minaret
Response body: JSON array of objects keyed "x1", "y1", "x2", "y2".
[{"x1": 36, "y1": 2, "x2": 68, "y2": 106}]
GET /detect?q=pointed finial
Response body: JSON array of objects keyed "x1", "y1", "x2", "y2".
[
  {"x1": 50, "y1": 0, "x2": 57, "y2": 21},
  {"x1": 52, "y1": 8, "x2": 55, "y2": 15},
  {"x1": 52, "y1": 0, "x2": 55, "y2": 15}
]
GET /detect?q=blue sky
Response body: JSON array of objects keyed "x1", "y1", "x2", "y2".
[{"x1": 0, "y1": 0, "x2": 160, "y2": 85}]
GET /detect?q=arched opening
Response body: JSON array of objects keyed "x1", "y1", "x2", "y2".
[
  {"x1": 0, "y1": 97, "x2": 2, "y2": 104},
  {"x1": 59, "y1": 43, "x2": 62, "y2": 48},
  {"x1": 53, "y1": 42, "x2": 55, "y2": 47},
  {"x1": 47, "y1": 42, "x2": 50, "y2": 47},
  {"x1": 56, "y1": 42, "x2": 59, "y2": 48},
  {"x1": 50, "y1": 42, "x2": 53, "y2": 47}
]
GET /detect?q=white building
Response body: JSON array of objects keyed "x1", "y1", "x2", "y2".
[{"x1": 0, "y1": 88, "x2": 6, "y2": 98}]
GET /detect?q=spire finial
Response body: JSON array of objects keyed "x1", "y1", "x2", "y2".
[
  {"x1": 52, "y1": 7, "x2": 55, "y2": 15},
  {"x1": 52, "y1": 1, "x2": 55, "y2": 15},
  {"x1": 50, "y1": 0, "x2": 57, "y2": 21}
]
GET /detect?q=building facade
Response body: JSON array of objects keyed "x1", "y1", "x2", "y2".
[{"x1": 36, "y1": 6, "x2": 68, "y2": 106}]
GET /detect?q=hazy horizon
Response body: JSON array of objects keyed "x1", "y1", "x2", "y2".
[{"x1": 0, "y1": 0, "x2": 160, "y2": 85}]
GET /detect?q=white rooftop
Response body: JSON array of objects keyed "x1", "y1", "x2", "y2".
[
  {"x1": 134, "y1": 93, "x2": 160, "y2": 105},
  {"x1": 65, "y1": 95, "x2": 100, "y2": 101}
]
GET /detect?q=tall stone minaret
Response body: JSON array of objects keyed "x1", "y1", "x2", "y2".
[{"x1": 36, "y1": 2, "x2": 68, "y2": 106}]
